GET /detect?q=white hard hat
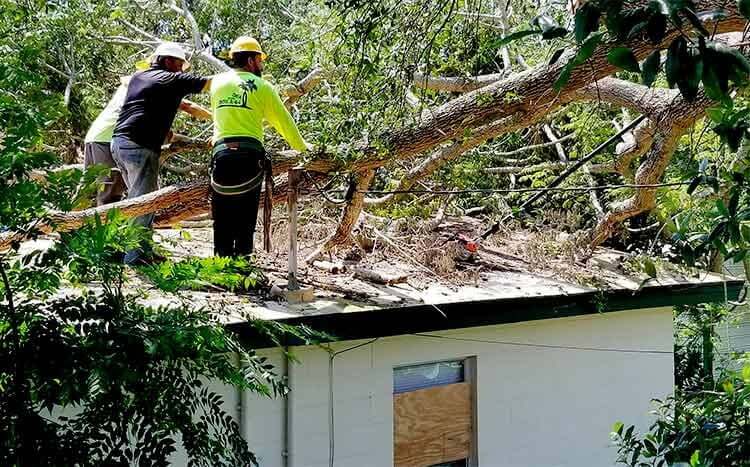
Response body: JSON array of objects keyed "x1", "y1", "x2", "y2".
[{"x1": 150, "y1": 42, "x2": 188, "y2": 62}]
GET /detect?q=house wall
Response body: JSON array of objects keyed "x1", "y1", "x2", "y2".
[
  {"x1": 235, "y1": 307, "x2": 673, "y2": 467},
  {"x1": 718, "y1": 261, "x2": 750, "y2": 361}
]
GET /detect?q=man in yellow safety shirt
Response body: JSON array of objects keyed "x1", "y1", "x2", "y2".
[{"x1": 209, "y1": 36, "x2": 309, "y2": 257}]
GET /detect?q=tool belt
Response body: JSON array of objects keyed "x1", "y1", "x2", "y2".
[
  {"x1": 210, "y1": 136, "x2": 274, "y2": 252},
  {"x1": 210, "y1": 138, "x2": 267, "y2": 196}
]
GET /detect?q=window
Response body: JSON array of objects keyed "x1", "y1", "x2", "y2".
[
  {"x1": 393, "y1": 358, "x2": 477, "y2": 467},
  {"x1": 393, "y1": 360, "x2": 465, "y2": 394}
]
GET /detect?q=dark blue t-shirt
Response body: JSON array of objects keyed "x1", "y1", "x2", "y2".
[{"x1": 113, "y1": 66, "x2": 207, "y2": 151}]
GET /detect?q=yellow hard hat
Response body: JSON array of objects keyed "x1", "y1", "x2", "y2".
[{"x1": 229, "y1": 36, "x2": 267, "y2": 61}]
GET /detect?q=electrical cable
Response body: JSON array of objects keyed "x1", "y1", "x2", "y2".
[
  {"x1": 480, "y1": 114, "x2": 649, "y2": 239},
  {"x1": 312, "y1": 181, "x2": 689, "y2": 197},
  {"x1": 355, "y1": 182, "x2": 690, "y2": 195},
  {"x1": 411, "y1": 332, "x2": 673, "y2": 355},
  {"x1": 328, "y1": 338, "x2": 380, "y2": 467},
  {"x1": 305, "y1": 171, "x2": 347, "y2": 205}
]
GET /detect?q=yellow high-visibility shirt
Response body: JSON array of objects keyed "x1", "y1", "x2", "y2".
[
  {"x1": 210, "y1": 70, "x2": 307, "y2": 151},
  {"x1": 84, "y1": 77, "x2": 130, "y2": 144}
]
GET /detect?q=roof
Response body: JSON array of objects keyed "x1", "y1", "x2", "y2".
[
  {"x1": 18, "y1": 214, "x2": 745, "y2": 346},
  {"x1": 149, "y1": 223, "x2": 744, "y2": 346}
]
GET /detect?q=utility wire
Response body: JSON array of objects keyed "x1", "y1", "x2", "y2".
[
  {"x1": 352, "y1": 181, "x2": 689, "y2": 195},
  {"x1": 313, "y1": 181, "x2": 690, "y2": 197},
  {"x1": 304, "y1": 171, "x2": 347, "y2": 205},
  {"x1": 480, "y1": 114, "x2": 648, "y2": 239},
  {"x1": 327, "y1": 338, "x2": 380, "y2": 467},
  {"x1": 411, "y1": 332, "x2": 673, "y2": 355}
]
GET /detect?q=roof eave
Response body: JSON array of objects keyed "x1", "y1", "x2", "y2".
[{"x1": 229, "y1": 279, "x2": 745, "y2": 347}]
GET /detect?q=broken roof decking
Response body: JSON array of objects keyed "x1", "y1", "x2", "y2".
[{"x1": 150, "y1": 229, "x2": 746, "y2": 345}]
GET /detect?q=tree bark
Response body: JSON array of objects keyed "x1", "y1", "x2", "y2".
[
  {"x1": 305, "y1": 170, "x2": 375, "y2": 262},
  {"x1": 590, "y1": 92, "x2": 712, "y2": 245}
]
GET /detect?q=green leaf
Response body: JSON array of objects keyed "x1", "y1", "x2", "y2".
[
  {"x1": 646, "y1": 10, "x2": 668, "y2": 44},
  {"x1": 548, "y1": 48, "x2": 565, "y2": 65},
  {"x1": 612, "y1": 421, "x2": 625, "y2": 435},
  {"x1": 642, "y1": 50, "x2": 662, "y2": 86},
  {"x1": 627, "y1": 19, "x2": 649, "y2": 40},
  {"x1": 608, "y1": 47, "x2": 641, "y2": 73},
  {"x1": 741, "y1": 224, "x2": 750, "y2": 241},
  {"x1": 666, "y1": 37, "x2": 704, "y2": 102},
  {"x1": 643, "y1": 258, "x2": 658, "y2": 278},
  {"x1": 666, "y1": 37, "x2": 686, "y2": 89},
  {"x1": 554, "y1": 32, "x2": 603, "y2": 91},
  {"x1": 742, "y1": 365, "x2": 750, "y2": 382},
  {"x1": 717, "y1": 199, "x2": 731, "y2": 217},
  {"x1": 708, "y1": 222, "x2": 727, "y2": 244},
  {"x1": 690, "y1": 450, "x2": 701, "y2": 466},
  {"x1": 492, "y1": 29, "x2": 542, "y2": 48},
  {"x1": 702, "y1": 63, "x2": 729, "y2": 103},
  {"x1": 603, "y1": 0, "x2": 625, "y2": 35},
  {"x1": 532, "y1": 14, "x2": 568, "y2": 40},
  {"x1": 683, "y1": 8, "x2": 710, "y2": 37},
  {"x1": 706, "y1": 40, "x2": 750, "y2": 87},
  {"x1": 686, "y1": 176, "x2": 703, "y2": 194},
  {"x1": 578, "y1": 33, "x2": 604, "y2": 62},
  {"x1": 713, "y1": 121, "x2": 749, "y2": 151},
  {"x1": 575, "y1": 3, "x2": 601, "y2": 43},
  {"x1": 705, "y1": 107, "x2": 725, "y2": 123},
  {"x1": 739, "y1": 0, "x2": 750, "y2": 20},
  {"x1": 729, "y1": 192, "x2": 740, "y2": 215},
  {"x1": 665, "y1": 36, "x2": 702, "y2": 101}
]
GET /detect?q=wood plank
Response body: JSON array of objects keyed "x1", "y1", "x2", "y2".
[{"x1": 394, "y1": 382, "x2": 472, "y2": 467}]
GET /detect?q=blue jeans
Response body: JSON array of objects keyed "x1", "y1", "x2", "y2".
[{"x1": 110, "y1": 136, "x2": 159, "y2": 264}]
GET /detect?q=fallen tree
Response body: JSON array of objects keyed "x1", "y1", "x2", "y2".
[{"x1": 8, "y1": 0, "x2": 749, "y2": 252}]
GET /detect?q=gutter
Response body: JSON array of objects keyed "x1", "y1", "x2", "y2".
[
  {"x1": 228, "y1": 279, "x2": 745, "y2": 347},
  {"x1": 282, "y1": 346, "x2": 292, "y2": 467}
]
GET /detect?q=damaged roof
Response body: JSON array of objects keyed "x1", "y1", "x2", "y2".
[
  {"x1": 17, "y1": 212, "x2": 744, "y2": 345},
  {"x1": 146, "y1": 223, "x2": 745, "y2": 344}
]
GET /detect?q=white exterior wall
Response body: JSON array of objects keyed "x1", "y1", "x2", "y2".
[
  {"x1": 719, "y1": 261, "x2": 750, "y2": 359},
  {"x1": 241, "y1": 307, "x2": 674, "y2": 467}
]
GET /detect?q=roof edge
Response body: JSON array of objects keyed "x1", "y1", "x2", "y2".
[{"x1": 229, "y1": 279, "x2": 745, "y2": 347}]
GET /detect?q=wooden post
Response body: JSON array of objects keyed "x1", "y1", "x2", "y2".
[{"x1": 287, "y1": 168, "x2": 302, "y2": 291}]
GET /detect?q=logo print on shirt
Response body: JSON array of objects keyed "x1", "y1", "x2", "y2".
[{"x1": 217, "y1": 78, "x2": 258, "y2": 110}]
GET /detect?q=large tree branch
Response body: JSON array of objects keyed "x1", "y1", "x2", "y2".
[
  {"x1": 364, "y1": 114, "x2": 522, "y2": 206},
  {"x1": 412, "y1": 72, "x2": 504, "y2": 93},
  {"x1": 613, "y1": 118, "x2": 657, "y2": 179},
  {"x1": 372, "y1": 78, "x2": 672, "y2": 207},
  {"x1": 486, "y1": 161, "x2": 615, "y2": 175},
  {"x1": 305, "y1": 170, "x2": 376, "y2": 262},
  {"x1": 590, "y1": 92, "x2": 712, "y2": 245},
  {"x1": 283, "y1": 67, "x2": 326, "y2": 107},
  {"x1": 0, "y1": 170, "x2": 328, "y2": 250}
]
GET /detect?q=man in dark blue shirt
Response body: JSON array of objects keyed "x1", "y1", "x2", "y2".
[{"x1": 111, "y1": 42, "x2": 210, "y2": 264}]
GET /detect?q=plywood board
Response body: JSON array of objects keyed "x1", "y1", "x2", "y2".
[{"x1": 394, "y1": 382, "x2": 472, "y2": 467}]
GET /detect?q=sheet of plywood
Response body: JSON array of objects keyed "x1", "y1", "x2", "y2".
[{"x1": 394, "y1": 382, "x2": 472, "y2": 467}]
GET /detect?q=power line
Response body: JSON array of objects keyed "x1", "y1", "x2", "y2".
[
  {"x1": 481, "y1": 114, "x2": 649, "y2": 239},
  {"x1": 313, "y1": 181, "x2": 690, "y2": 197},
  {"x1": 327, "y1": 338, "x2": 380, "y2": 467},
  {"x1": 411, "y1": 333, "x2": 673, "y2": 355},
  {"x1": 353, "y1": 181, "x2": 690, "y2": 196}
]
